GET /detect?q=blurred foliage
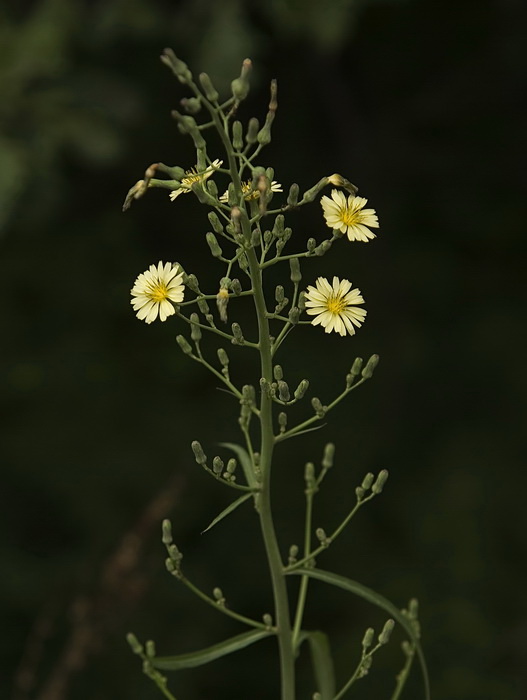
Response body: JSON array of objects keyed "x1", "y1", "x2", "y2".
[{"x1": 1, "y1": 0, "x2": 526, "y2": 699}]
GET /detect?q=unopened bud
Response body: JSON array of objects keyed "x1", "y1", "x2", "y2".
[
  {"x1": 226, "y1": 458, "x2": 237, "y2": 474},
  {"x1": 208, "y1": 211, "x2": 224, "y2": 234},
  {"x1": 298, "y1": 291, "x2": 307, "y2": 311},
  {"x1": 322, "y1": 443, "x2": 335, "y2": 469},
  {"x1": 206, "y1": 232, "x2": 223, "y2": 258},
  {"x1": 288, "y1": 544, "x2": 299, "y2": 564},
  {"x1": 145, "y1": 640, "x2": 156, "y2": 658},
  {"x1": 212, "y1": 456, "x2": 224, "y2": 475},
  {"x1": 272, "y1": 215, "x2": 285, "y2": 237},
  {"x1": 355, "y1": 486, "x2": 366, "y2": 501},
  {"x1": 263, "y1": 613, "x2": 273, "y2": 627},
  {"x1": 231, "y1": 58, "x2": 252, "y2": 101},
  {"x1": 162, "y1": 519, "x2": 173, "y2": 545},
  {"x1": 161, "y1": 48, "x2": 192, "y2": 83},
  {"x1": 351, "y1": 357, "x2": 364, "y2": 377},
  {"x1": 304, "y1": 462, "x2": 315, "y2": 484},
  {"x1": 251, "y1": 228, "x2": 261, "y2": 248},
  {"x1": 300, "y1": 177, "x2": 328, "y2": 204},
  {"x1": 198, "y1": 72, "x2": 219, "y2": 102},
  {"x1": 217, "y1": 348, "x2": 229, "y2": 368},
  {"x1": 186, "y1": 274, "x2": 200, "y2": 292},
  {"x1": 361, "y1": 473, "x2": 375, "y2": 490},
  {"x1": 315, "y1": 527, "x2": 328, "y2": 544},
  {"x1": 180, "y1": 96, "x2": 201, "y2": 114},
  {"x1": 126, "y1": 633, "x2": 144, "y2": 655},
  {"x1": 311, "y1": 396, "x2": 325, "y2": 417},
  {"x1": 289, "y1": 257, "x2": 302, "y2": 283},
  {"x1": 176, "y1": 335, "x2": 193, "y2": 355},
  {"x1": 231, "y1": 278, "x2": 242, "y2": 295},
  {"x1": 378, "y1": 619, "x2": 395, "y2": 645},
  {"x1": 275, "y1": 285, "x2": 285, "y2": 303},
  {"x1": 273, "y1": 365, "x2": 283, "y2": 381},
  {"x1": 191, "y1": 441, "x2": 207, "y2": 465},
  {"x1": 294, "y1": 379, "x2": 309, "y2": 400},
  {"x1": 371, "y1": 469, "x2": 389, "y2": 495},
  {"x1": 362, "y1": 627, "x2": 375, "y2": 650},
  {"x1": 278, "y1": 381, "x2": 290, "y2": 402},
  {"x1": 314, "y1": 239, "x2": 332, "y2": 256},
  {"x1": 287, "y1": 183, "x2": 299, "y2": 207},
  {"x1": 190, "y1": 313, "x2": 202, "y2": 342},
  {"x1": 362, "y1": 354, "x2": 380, "y2": 379},
  {"x1": 288, "y1": 307, "x2": 300, "y2": 324},
  {"x1": 307, "y1": 238, "x2": 316, "y2": 253},
  {"x1": 246, "y1": 117, "x2": 259, "y2": 144},
  {"x1": 213, "y1": 587, "x2": 224, "y2": 600},
  {"x1": 231, "y1": 322, "x2": 244, "y2": 344},
  {"x1": 278, "y1": 412, "x2": 287, "y2": 432},
  {"x1": 232, "y1": 120, "x2": 243, "y2": 150}
]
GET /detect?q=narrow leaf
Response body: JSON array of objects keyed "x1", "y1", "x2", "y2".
[
  {"x1": 219, "y1": 441, "x2": 257, "y2": 488},
  {"x1": 288, "y1": 568, "x2": 430, "y2": 700},
  {"x1": 201, "y1": 492, "x2": 253, "y2": 533},
  {"x1": 305, "y1": 630, "x2": 336, "y2": 699},
  {"x1": 153, "y1": 629, "x2": 272, "y2": 671}
]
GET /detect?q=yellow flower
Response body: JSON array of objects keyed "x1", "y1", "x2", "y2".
[
  {"x1": 321, "y1": 189, "x2": 379, "y2": 242},
  {"x1": 304, "y1": 276, "x2": 366, "y2": 336},
  {"x1": 130, "y1": 261, "x2": 184, "y2": 323},
  {"x1": 169, "y1": 159, "x2": 223, "y2": 201},
  {"x1": 219, "y1": 180, "x2": 282, "y2": 203}
]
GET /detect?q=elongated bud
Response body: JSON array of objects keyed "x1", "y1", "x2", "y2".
[
  {"x1": 378, "y1": 619, "x2": 395, "y2": 645},
  {"x1": 145, "y1": 640, "x2": 156, "y2": 658},
  {"x1": 315, "y1": 527, "x2": 328, "y2": 544},
  {"x1": 327, "y1": 173, "x2": 358, "y2": 195},
  {"x1": 208, "y1": 211, "x2": 224, "y2": 234},
  {"x1": 176, "y1": 335, "x2": 193, "y2": 355},
  {"x1": 206, "y1": 232, "x2": 223, "y2": 258},
  {"x1": 278, "y1": 412, "x2": 287, "y2": 432},
  {"x1": 213, "y1": 587, "x2": 224, "y2": 601},
  {"x1": 126, "y1": 633, "x2": 144, "y2": 655},
  {"x1": 288, "y1": 544, "x2": 299, "y2": 564},
  {"x1": 231, "y1": 278, "x2": 242, "y2": 295},
  {"x1": 355, "y1": 486, "x2": 366, "y2": 501},
  {"x1": 307, "y1": 238, "x2": 316, "y2": 253},
  {"x1": 226, "y1": 458, "x2": 237, "y2": 474},
  {"x1": 361, "y1": 472, "x2": 375, "y2": 490},
  {"x1": 311, "y1": 397, "x2": 325, "y2": 417},
  {"x1": 298, "y1": 291, "x2": 307, "y2": 311},
  {"x1": 199, "y1": 72, "x2": 219, "y2": 102},
  {"x1": 362, "y1": 354, "x2": 380, "y2": 379},
  {"x1": 246, "y1": 117, "x2": 259, "y2": 144},
  {"x1": 162, "y1": 519, "x2": 173, "y2": 545},
  {"x1": 273, "y1": 365, "x2": 283, "y2": 381},
  {"x1": 294, "y1": 379, "x2": 309, "y2": 400},
  {"x1": 212, "y1": 456, "x2": 224, "y2": 475},
  {"x1": 259, "y1": 377, "x2": 271, "y2": 396},
  {"x1": 191, "y1": 440, "x2": 207, "y2": 465},
  {"x1": 300, "y1": 177, "x2": 329, "y2": 204},
  {"x1": 288, "y1": 307, "x2": 300, "y2": 324},
  {"x1": 372, "y1": 469, "x2": 389, "y2": 494},
  {"x1": 231, "y1": 58, "x2": 252, "y2": 101},
  {"x1": 161, "y1": 48, "x2": 192, "y2": 83},
  {"x1": 287, "y1": 183, "x2": 299, "y2": 207},
  {"x1": 191, "y1": 181, "x2": 217, "y2": 205},
  {"x1": 186, "y1": 274, "x2": 200, "y2": 292},
  {"x1": 351, "y1": 357, "x2": 364, "y2": 377},
  {"x1": 278, "y1": 380, "x2": 290, "y2": 402},
  {"x1": 231, "y1": 322, "x2": 244, "y2": 344},
  {"x1": 242, "y1": 384, "x2": 256, "y2": 403},
  {"x1": 314, "y1": 239, "x2": 332, "y2": 256},
  {"x1": 180, "y1": 96, "x2": 201, "y2": 114},
  {"x1": 207, "y1": 180, "x2": 218, "y2": 198},
  {"x1": 362, "y1": 627, "x2": 375, "y2": 650},
  {"x1": 257, "y1": 79, "x2": 277, "y2": 145},
  {"x1": 275, "y1": 285, "x2": 285, "y2": 303},
  {"x1": 272, "y1": 214, "x2": 285, "y2": 237},
  {"x1": 322, "y1": 443, "x2": 335, "y2": 469},
  {"x1": 232, "y1": 121, "x2": 243, "y2": 150},
  {"x1": 304, "y1": 461, "x2": 315, "y2": 485},
  {"x1": 217, "y1": 348, "x2": 229, "y2": 368},
  {"x1": 251, "y1": 228, "x2": 261, "y2": 248},
  {"x1": 198, "y1": 297, "x2": 210, "y2": 314},
  {"x1": 190, "y1": 313, "x2": 202, "y2": 342},
  {"x1": 289, "y1": 257, "x2": 302, "y2": 283}
]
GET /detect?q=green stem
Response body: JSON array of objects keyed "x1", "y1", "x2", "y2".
[
  {"x1": 291, "y1": 484, "x2": 314, "y2": 650},
  {"x1": 390, "y1": 645, "x2": 416, "y2": 700}
]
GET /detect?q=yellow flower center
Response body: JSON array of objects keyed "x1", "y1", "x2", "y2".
[
  {"x1": 147, "y1": 282, "x2": 169, "y2": 302},
  {"x1": 327, "y1": 294, "x2": 346, "y2": 314},
  {"x1": 182, "y1": 169, "x2": 204, "y2": 188},
  {"x1": 340, "y1": 205, "x2": 361, "y2": 227}
]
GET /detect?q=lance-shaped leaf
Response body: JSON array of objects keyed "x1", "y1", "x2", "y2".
[
  {"x1": 297, "y1": 630, "x2": 336, "y2": 699},
  {"x1": 288, "y1": 568, "x2": 430, "y2": 700},
  {"x1": 152, "y1": 629, "x2": 273, "y2": 671},
  {"x1": 220, "y1": 442, "x2": 258, "y2": 488},
  {"x1": 201, "y1": 492, "x2": 253, "y2": 533}
]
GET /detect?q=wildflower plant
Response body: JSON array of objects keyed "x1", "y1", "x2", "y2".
[{"x1": 124, "y1": 49, "x2": 430, "y2": 700}]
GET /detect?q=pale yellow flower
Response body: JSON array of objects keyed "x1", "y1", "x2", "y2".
[
  {"x1": 169, "y1": 159, "x2": 223, "y2": 201},
  {"x1": 304, "y1": 276, "x2": 366, "y2": 336},
  {"x1": 219, "y1": 180, "x2": 282, "y2": 203},
  {"x1": 130, "y1": 261, "x2": 184, "y2": 323},
  {"x1": 321, "y1": 189, "x2": 379, "y2": 242}
]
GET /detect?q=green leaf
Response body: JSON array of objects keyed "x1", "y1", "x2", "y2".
[
  {"x1": 201, "y1": 492, "x2": 253, "y2": 533},
  {"x1": 288, "y1": 568, "x2": 430, "y2": 700},
  {"x1": 219, "y1": 442, "x2": 257, "y2": 488},
  {"x1": 152, "y1": 629, "x2": 273, "y2": 671},
  {"x1": 302, "y1": 630, "x2": 336, "y2": 699}
]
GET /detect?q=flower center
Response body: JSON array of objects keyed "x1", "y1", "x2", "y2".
[
  {"x1": 182, "y1": 169, "x2": 203, "y2": 187},
  {"x1": 327, "y1": 294, "x2": 346, "y2": 314},
  {"x1": 147, "y1": 282, "x2": 169, "y2": 302},
  {"x1": 340, "y1": 205, "x2": 360, "y2": 227}
]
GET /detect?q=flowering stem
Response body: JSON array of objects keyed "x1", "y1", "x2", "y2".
[{"x1": 291, "y1": 481, "x2": 314, "y2": 650}]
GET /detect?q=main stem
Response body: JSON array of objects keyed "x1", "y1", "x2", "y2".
[{"x1": 247, "y1": 247, "x2": 295, "y2": 699}]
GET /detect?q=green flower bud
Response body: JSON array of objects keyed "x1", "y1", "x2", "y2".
[
  {"x1": 198, "y1": 72, "x2": 219, "y2": 102},
  {"x1": 288, "y1": 307, "x2": 300, "y2": 324},
  {"x1": 206, "y1": 232, "x2": 223, "y2": 258},
  {"x1": 192, "y1": 441, "x2": 207, "y2": 465},
  {"x1": 263, "y1": 613, "x2": 273, "y2": 627},
  {"x1": 259, "y1": 377, "x2": 271, "y2": 396},
  {"x1": 355, "y1": 486, "x2": 366, "y2": 501},
  {"x1": 278, "y1": 412, "x2": 287, "y2": 432},
  {"x1": 236, "y1": 251, "x2": 248, "y2": 270},
  {"x1": 213, "y1": 587, "x2": 224, "y2": 600},
  {"x1": 263, "y1": 230, "x2": 272, "y2": 244},
  {"x1": 172, "y1": 111, "x2": 198, "y2": 134},
  {"x1": 191, "y1": 181, "x2": 216, "y2": 205},
  {"x1": 226, "y1": 458, "x2": 237, "y2": 474},
  {"x1": 207, "y1": 180, "x2": 218, "y2": 198},
  {"x1": 160, "y1": 48, "x2": 192, "y2": 83},
  {"x1": 176, "y1": 335, "x2": 193, "y2": 355},
  {"x1": 362, "y1": 354, "x2": 380, "y2": 379},
  {"x1": 288, "y1": 544, "x2": 299, "y2": 564},
  {"x1": 322, "y1": 443, "x2": 335, "y2": 469},
  {"x1": 208, "y1": 211, "x2": 224, "y2": 234},
  {"x1": 408, "y1": 598, "x2": 419, "y2": 620},
  {"x1": 361, "y1": 472, "x2": 375, "y2": 490},
  {"x1": 257, "y1": 80, "x2": 277, "y2": 145},
  {"x1": 372, "y1": 469, "x2": 389, "y2": 495},
  {"x1": 314, "y1": 239, "x2": 332, "y2": 256},
  {"x1": 298, "y1": 291, "x2": 307, "y2": 311},
  {"x1": 145, "y1": 640, "x2": 156, "y2": 658},
  {"x1": 232, "y1": 121, "x2": 243, "y2": 150},
  {"x1": 162, "y1": 519, "x2": 173, "y2": 545},
  {"x1": 278, "y1": 381, "x2": 290, "y2": 402},
  {"x1": 231, "y1": 322, "x2": 244, "y2": 344},
  {"x1": 246, "y1": 117, "x2": 259, "y2": 144},
  {"x1": 251, "y1": 228, "x2": 261, "y2": 248},
  {"x1": 231, "y1": 278, "x2": 242, "y2": 295},
  {"x1": 300, "y1": 177, "x2": 329, "y2": 204},
  {"x1": 351, "y1": 357, "x2": 364, "y2": 377},
  {"x1": 294, "y1": 379, "x2": 309, "y2": 400},
  {"x1": 197, "y1": 297, "x2": 210, "y2": 315},
  {"x1": 190, "y1": 313, "x2": 202, "y2": 342},
  {"x1": 362, "y1": 627, "x2": 375, "y2": 650},
  {"x1": 212, "y1": 456, "x2": 224, "y2": 475},
  {"x1": 231, "y1": 58, "x2": 252, "y2": 101},
  {"x1": 378, "y1": 619, "x2": 395, "y2": 645},
  {"x1": 217, "y1": 348, "x2": 229, "y2": 368},
  {"x1": 311, "y1": 397, "x2": 325, "y2": 417},
  {"x1": 304, "y1": 462, "x2": 315, "y2": 485},
  {"x1": 315, "y1": 527, "x2": 327, "y2": 544},
  {"x1": 272, "y1": 214, "x2": 285, "y2": 237},
  {"x1": 186, "y1": 274, "x2": 200, "y2": 292},
  {"x1": 287, "y1": 183, "x2": 299, "y2": 207},
  {"x1": 180, "y1": 96, "x2": 201, "y2": 114},
  {"x1": 242, "y1": 384, "x2": 256, "y2": 403},
  {"x1": 275, "y1": 285, "x2": 285, "y2": 303},
  {"x1": 126, "y1": 633, "x2": 144, "y2": 655},
  {"x1": 289, "y1": 257, "x2": 302, "y2": 283},
  {"x1": 307, "y1": 238, "x2": 316, "y2": 253},
  {"x1": 273, "y1": 365, "x2": 283, "y2": 381}
]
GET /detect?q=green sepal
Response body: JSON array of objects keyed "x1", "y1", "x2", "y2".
[
  {"x1": 287, "y1": 568, "x2": 430, "y2": 700},
  {"x1": 219, "y1": 442, "x2": 258, "y2": 489},
  {"x1": 152, "y1": 629, "x2": 272, "y2": 670},
  {"x1": 201, "y1": 492, "x2": 253, "y2": 534},
  {"x1": 297, "y1": 630, "x2": 336, "y2": 700}
]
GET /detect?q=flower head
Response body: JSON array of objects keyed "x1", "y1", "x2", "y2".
[
  {"x1": 304, "y1": 276, "x2": 366, "y2": 336},
  {"x1": 131, "y1": 261, "x2": 185, "y2": 324},
  {"x1": 219, "y1": 180, "x2": 282, "y2": 203},
  {"x1": 169, "y1": 159, "x2": 223, "y2": 201},
  {"x1": 321, "y1": 189, "x2": 379, "y2": 242}
]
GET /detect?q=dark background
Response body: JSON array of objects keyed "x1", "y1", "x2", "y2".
[{"x1": 2, "y1": 0, "x2": 526, "y2": 698}]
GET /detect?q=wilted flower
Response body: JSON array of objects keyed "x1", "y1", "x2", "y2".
[
  {"x1": 169, "y1": 159, "x2": 223, "y2": 201},
  {"x1": 304, "y1": 276, "x2": 366, "y2": 336},
  {"x1": 131, "y1": 261, "x2": 184, "y2": 323},
  {"x1": 321, "y1": 189, "x2": 379, "y2": 242}
]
